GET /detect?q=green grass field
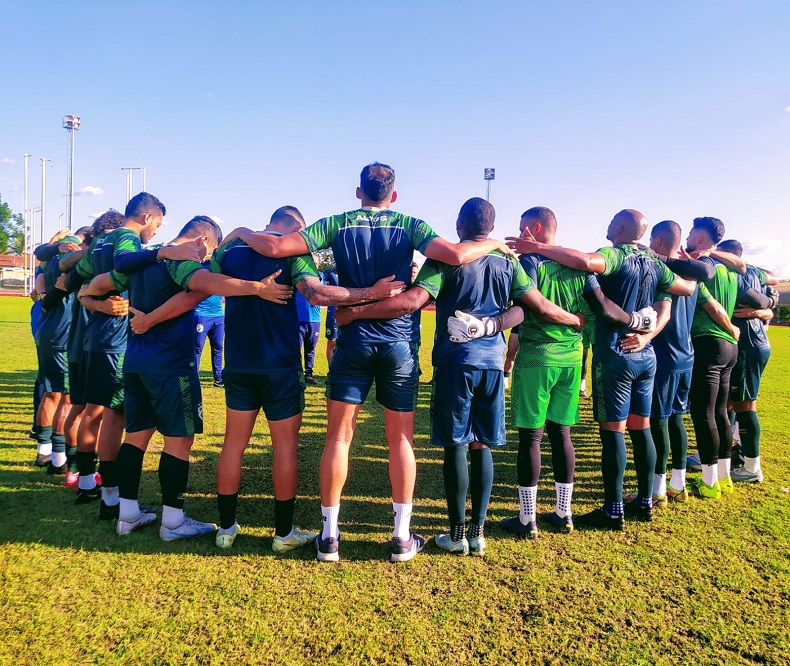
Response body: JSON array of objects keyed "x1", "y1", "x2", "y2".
[{"x1": 1, "y1": 295, "x2": 789, "y2": 665}]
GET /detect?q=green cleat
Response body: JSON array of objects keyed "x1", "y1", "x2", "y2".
[
  {"x1": 690, "y1": 478, "x2": 721, "y2": 500},
  {"x1": 719, "y1": 476, "x2": 734, "y2": 494},
  {"x1": 666, "y1": 485, "x2": 688, "y2": 503}
]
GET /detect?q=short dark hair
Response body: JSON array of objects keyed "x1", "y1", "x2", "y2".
[
  {"x1": 651, "y1": 220, "x2": 681, "y2": 247},
  {"x1": 458, "y1": 197, "x2": 495, "y2": 236},
  {"x1": 360, "y1": 162, "x2": 395, "y2": 202},
  {"x1": 125, "y1": 192, "x2": 166, "y2": 220},
  {"x1": 717, "y1": 239, "x2": 743, "y2": 256},
  {"x1": 521, "y1": 206, "x2": 557, "y2": 234},
  {"x1": 270, "y1": 205, "x2": 305, "y2": 228},
  {"x1": 178, "y1": 215, "x2": 223, "y2": 246},
  {"x1": 692, "y1": 216, "x2": 725, "y2": 244},
  {"x1": 92, "y1": 209, "x2": 125, "y2": 235}
]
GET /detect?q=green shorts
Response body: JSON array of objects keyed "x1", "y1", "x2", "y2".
[{"x1": 511, "y1": 364, "x2": 581, "y2": 429}]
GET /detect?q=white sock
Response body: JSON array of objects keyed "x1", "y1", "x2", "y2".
[
  {"x1": 718, "y1": 458, "x2": 731, "y2": 480},
  {"x1": 51, "y1": 451, "x2": 67, "y2": 467},
  {"x1": 653, "y1": 473, "x2": 667, "y2": 497},
  {"x1": 701, "y1": 464, "x2": 718, "y2": 487},
  {"x1": 78, "y1": 473, "x2": 97, "y2": 490},
  {"x1": 162, "y1": 505, "x2": 185, "y2": 529},
  {"x1": 518, "y1": 485, "x2": 537, "y2": 525},
  {"x1": 555, "y1": 482, "x2": 573, "y2": 518},
  {"x1": 745, "y1": 456, "x2": 761, "y2": 474},
  {"x1": 732, "y1": 422, "x2": 740, "y2": 442},
  {"x1": 37, "y1": 442, "x2": 52, "y2": 456},
  {"x1": 669, "y1": 468, "x2": 686, "y2": 490},
  {"x1": 321, "y1": 504, "x2": 340, "y2": 540},
  {"x1": 102, "y1": 486, "x2": 120, "y2": 505},
  {"x1": 119, "y1": 498, "x2": 140, "y2": 522},
  {"x1": 392, "y1": 502, "x2": 412, "y2": 541}
]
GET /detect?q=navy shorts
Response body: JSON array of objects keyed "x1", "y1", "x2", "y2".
[
  {"x1": 431, "y1": 365, "x2": 505, "y2": 448},
  {"x1": 124, "y1": 372, "x2": 203, "y2": 437},
  {"x1": 223, "y1": 369, "x2": 304, "y2": 421},
  {"x1": 325, "y1": 307, "x2": 338, "y2": 341},
  {"x1": 327, "y1": 340, "x2": 417, "y2": 412},
  {"x1": 730, "y1": 345, "x2": 771, "y2": 402},
  {"x1": 593, "y1": 350, "x2": 656, "y2": 422},
  {"x1": 36, "y1": 345, "x2": 69, "y2": 394},
  {"x1": 84, "y1": 351, "x2": 124, "y2": 410},
  {"x1": 68, "y1": 359, "x2": 87, "y2": 405},
  {"x1": 651, "y1": 367, "x2": 692, "y2": 419}
]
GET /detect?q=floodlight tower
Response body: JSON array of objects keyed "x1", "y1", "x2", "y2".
[
  {"x1": 483, "y1": 167, "x2": 495, "y2": 201},
  {"x1": 121, "y1": 167, "x2": 146, "y2": 203},
  {"x1": 63, "y1": 114, "x2": 81, "y2": 231},
  {"x1": 40, "y1": 157, "x2": 54, "y2": 242}
]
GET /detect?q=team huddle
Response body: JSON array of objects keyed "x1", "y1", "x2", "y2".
[{"x1": 28, "y1": 162, "x2": 778, "y2": 561}]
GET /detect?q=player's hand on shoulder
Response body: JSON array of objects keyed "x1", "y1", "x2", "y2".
[
  {"x1": 371, "y1": 275, "x2": 406, "y2": 300},
  {"x1": 158, "y1": 240, "x2": 202, "y2": 263},
  {"x1": 505, "y1": 234, "x2": 538, "y2": 256},
  {"x1": 256, "y1": 269, "x2": 292, "y2": 304}
]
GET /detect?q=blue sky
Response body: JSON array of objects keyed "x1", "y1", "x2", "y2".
[{"x1": 2, "y1": 1, "x2": 789, "y2": 274}]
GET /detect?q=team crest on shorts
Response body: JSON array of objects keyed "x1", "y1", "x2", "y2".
[
  {"x1": 198, "y1": 403, "x2": 204, "y2": 421},
  {"x1": 196, "y1": 323, "x2": 204, "y2": 333}
]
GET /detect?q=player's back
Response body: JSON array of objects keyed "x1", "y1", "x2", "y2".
[
  {"x1": 691, "y1": 257, "x2": 738, "y2": 343},
  {"x1": 36, "y1": 256, "x2": 73, "y2": 349},
  {"x1": 653, "y1": 287, "x2": 700, "y2": 370},
  {"x1": 734, "y1": 266, "x2": 770, "y2": 350}
]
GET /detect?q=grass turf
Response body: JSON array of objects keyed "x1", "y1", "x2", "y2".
[{"x1": 1, "y1": 295, "x2": 789, "y2": 665}]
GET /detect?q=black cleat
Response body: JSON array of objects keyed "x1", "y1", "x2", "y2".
[
  {"x1": 34, "y1": 453, "x2": 51, "y2": 467},
  {"x1": 624, "y1": 501, "x2": 654, "y2": 522},
  {"x1": 75, "y1": 485, "x2": 102, "y2": 505},
  {"x1": 304, "y1": 374, "x2": 318, "y2": 386},
  {"x1": 575, "y1": 508, "x2": 625, "y2": 531},
  {"x1": 46, "y1": 462, "x2": 68, "y2": 475}
]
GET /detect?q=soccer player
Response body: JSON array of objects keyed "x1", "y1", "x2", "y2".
[
  {"x1": 194, "y1": 294, "x2": 225, "y2": 387},
  {"x1": 295, "y1": 264, "x2": 323, "y2": 385},
  {"x1": 338, "y1": 198, "x2": 586, "y2": 555},
  {"x1": 716, "y1": 239, "x2": 777, "y2": 483},
  {"x1": 506, "y1": 209, "x2": 697, "y2": 529},
  {"x1": 220, "y1": 162, "x2": 516, "y2": 562},
  {"x1": 82, "y1": 215, "x2": 292, "y2": 540}
]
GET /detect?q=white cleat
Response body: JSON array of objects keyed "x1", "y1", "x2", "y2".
[
  {"x1": 116, "y1": 511, "x2": 157, "y2": 536},
  {"x1": 160, "y1": 516, "x2": 218, "y2": 542}
]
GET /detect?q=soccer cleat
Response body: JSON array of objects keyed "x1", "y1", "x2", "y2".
[
  {"x1": 624, "y1": 501, "x2": 654, "y2": 522},
  {"x1": 315, "y1": 535, "x2": 340, "y2": 562},
  {"x1": 46, "y1": 461, "x2": 67, "y2": 475},
  {"x1": 159, "y1": 516, "x2": 217, "y2": 542},
  {"x1": 28, "y1": 427, "x2": 38, "y2": 441},
  {"x1": 435, "y1": 533, "x2": 470, "y2": 555},
  {"x1": 272, "y1": 528, "x2": 318, "y2": 554},
  {"x1": 212, "y1": 380, "x2": 224, "y2": 388},
  {"x1": 34, "y1": 453, "x2": 51, "y2": 467},
  {"x1": 100, "y1": 501, "x2": 156, "y2": 521},
  {"x1": 304, "y1": 374, "x2": 318, "y2": 386},
  {"x1": 216, "y1": 523, "x2": 240, "y2": 549},
  {"x1": 575, "y1": 508, "x2": 625, "y2": 531},
  {"x1": 666, "y1": 485, "x2": 688, "y2": 503},
  {"x1": 719, "y1": 476, "x2": 734, "y2": 495},
  {"x1": 64, "y1": 471, "x2": 79, "y2": 489},
  {"x1": 468, "y1": 535, "x2": 486, "y2": 557},
  {"x1": 731, "y1": 444, "x2": 744, "y2": 470},
  {"x1": 500, "y1": 516, "x2": 538, "y2": 539},
  {"x1": 624, "y1": 491, "x2": 667, "y2": 509},
  {"x1": 390, "y1": 532, "x2": 425, "y2": 562},
  {"x1": 75, "y1": 485, "x2": 102, "y2": 505},
  {"x1": 689, "y1": 478, "x2": 721, "y2": 500},
  {"x1": 686, "y1": 453, "x2": 702, "y2": 472},
  {"x1": 116, "y1": 511, "x2": 157, "y2": 535},
  {"x1": 543, "y1": 511, "x2": 574, "y2": 533},
  {"x1": 731, "y1": 467, "x2": 764, "y2": 484}
]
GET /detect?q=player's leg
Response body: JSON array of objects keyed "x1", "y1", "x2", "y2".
[
  {"x1": 624, "y1": 353, "x2": 657, "y2": 520},
  {"x1": 688, "y1": 337, "x2": 723, "y2": 498},
  {"x1": 666, "y1": 370, "x2": 692, "y2": 501},
  {"x1": 75, "y1": 401, "x2": 103, "y2": 502},
  {"x1": 732, "y1": 346, "x2": 770, "y2": 482},
  {"x1": 216, "y1": 407, "x2": 257, "y2": 545},
  {"x1": 97, "y1": 407, "x2": 125, "y2": 518},
  {"x1": 32, "y1": 345, "x2": 53, "y2": 466},
  {"x1": 48, "y1": 392, "x2": 71, "y2": 474},
  {"x1": 304, "y1": 322, "x2": 319, "y2": 385},
  {"x1": 64, "y1": 358, "x2": 86, "y2": 487},
  {"x1": 714, "y1": 342, "x2": 738, "y2": 491},
  {"x1": 194, "y1": 316, "x2": 208, "y2": 375},
  {"x1": 208, "y1": 317, "x2": 224, "y2": 387}
]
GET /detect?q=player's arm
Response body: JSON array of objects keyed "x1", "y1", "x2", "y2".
[
  {"x1": 755, "y1": 267, "x2": 779, "y2": 286},
  {"x1": 334, "y1": 286, "x2": 432, "y2": 326},
  {"x1": 733, "y1": 307, "x2": 774, "y2": 321},
  {"x1": 505, "y1": 234, "x2": 607, "y2": 273},
  {"x1": 34, "y1": 244, "x2": 59, "y2": 262},
  {"x1": 620, "y1": 300, "x2": 672, "y2": 353},
  {"x1": 295, "y1": 275, "x2": 405, "y2": 307},
  {"x1": 63, "y1": 267, "x2": 86, "y2": 293},
  {"x1": 114, "y1": 241, "x2": 204, "y2": 273},
  {"x1": 737, "y1": 284, "x2": 777, "y2": 309},
  {"x1": 79, "y1": 272, "x2": 116, "y2": 298},
  {"x1": 518, "y1": 290, "x2": 584, "y2": 329},
  {"x1": 656, "y1": 251, "x2": 715, "y2": 281},
  {"x1": 187, "y1": 267, "x2": 292, "y2": 302},
  {"x1": 707, "y1": 248, "x2": 746, "y2": 275},
  {"x1": 663, "y1": 275, "x2": 696, "y2": 297},
  {"x1": 220, "y1": 227, "x2": 310, "y2": 259},
  {"x1": 701, "y1": 298, "x2": 740, "y2": 341},
  {"x1": 422, "y1": 237, "x2": 514, "y2": 266},
  {"x1": 582, "y1": 287, "x2": 657, "y2": 331},
  {"x1": 128, "y1": 290, "x2": 209, "y2": 335},
  {"x1": 58, "y1": 248, "x2": 87, "y2": 272}
]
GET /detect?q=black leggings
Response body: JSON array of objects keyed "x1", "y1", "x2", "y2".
[
  {"x1": 689, "y1": 336, "x2": 737, "y2": 466},
  {"x1": 517, "y1": 421, "x2": 575, "y2": 486}
]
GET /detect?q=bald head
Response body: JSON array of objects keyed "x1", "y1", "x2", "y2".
[{"x1": 607, "y1": 208, "x2": 648, "y2": 245}]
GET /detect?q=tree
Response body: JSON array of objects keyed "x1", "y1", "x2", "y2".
[
  {"x1": 0, "y1": 195, "x2": 25, "y2": 255},
  {"x1": 314, "y1": 248, "x2": 335, "y2": 271}
]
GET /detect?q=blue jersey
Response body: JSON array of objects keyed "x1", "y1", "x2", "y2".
[
  {"x1": 195, "y1": 294, "x2": 224, "y2": 319},
  {"x1": 416, "y1": 249, "x2": 533, "y2": 369},
  {"x1": 113, "y1": 259, "x2": 203, "y2": 374},
  {"x1": 300, "y1": 208, "x2": 438, "y2": 345},
  {"x1": 68, "y1": 294, "x2": 89, "y2": 363},
  {"x1": 295, "y1": 273, "x2": 323, "y2": 322},
  {"x1": 210, "y1": 235, "x2": 319, "y2": 373},
  {"x1": 652, "y1": 283, "x2": 709, "y2": 372},
  {"x1": 36, "y1": 258, "x2": 73, "y2": 349},
  {"x1": 595, "y1": 245, "x2": 677, "y2": 358},
  {"x1": 735, "y1": 266, "x2": 770, "y2": 350}
]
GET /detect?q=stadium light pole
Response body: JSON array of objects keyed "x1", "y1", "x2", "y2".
[
  {"x1": 40, "y1": 157, "x2": 54, "y2": 245},
  {"x1": 484, "y1": 167, "x2": 495, "y2": 202},
  {"x1": 121, "y1": 167, "x2": 144, "y2": 203},
  {"x1": 23, "y1": 153, "x2": 31, "y2": 294},
  {"x1": 63, "y1": 114, "x2": 80, "y2": 231}
]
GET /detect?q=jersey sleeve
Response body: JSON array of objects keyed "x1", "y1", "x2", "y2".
[
  {"x1": 596, "y1": 246, "x2": 621, "y2": 276},
  {"x1": 519, "y1": 253, "x2": 540, "y2": 284},
  {"x1": 655, "y1": 257, "x2": 678, "y2": 292},
  {"x1": 655, "y1": 290, "x2": 673, "y2": 302},
  {"x1": 509, "y1": 256, "x2": 534, "y2": 300},
  {"x1": 414, "y1": 259, "x2": 445, "y2": 300},
  {"x1": 112, "y1": 228, "x2": 142, "y2": 257},
  {"x1": 697, "y1": 281, "x2": 712, "y2": 305},
  {"x1": 404, "y1": 217, "x2": 439, "y2": 254},
  {"x1": 753, "y1": 266, "x2": 769, "y2": 286},
  {"x1": 166, "y1": 259, "x2": 204, "y2": 291},
  {"x1": 109, "y1": 270, "x2": 129, "y2": 292},
  {"x1": 289, "y1": 254, "x2": 320, "y2": 286},
  {"x1": 300, "y1": 215, "x2": 342, "y2": 253},
  {"x1": 75, "y1": 239, "x2": 97, "y2": 280},
  {"x1": 583, "y1": 272, "x2": 600, "y2": 292}
]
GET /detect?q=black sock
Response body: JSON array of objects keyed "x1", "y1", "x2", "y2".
[
  {"x1": 650, "y1": 417, "x2": 670, "y2": 476},
  {"x1": 736, "y1": 411, "x2": 761, "y2": 459},
  {"x1": 116, "y1": 443, "x2": 145, "y2": 501},
  {"x1": 668, "y1": 413, "x2": 689, "y2": 471},
  {"x1": 517, "y1": 427, "x2": 543, "y2": 487},
  {"x1": 158, "y1": 453, "x2": 189, "y2": 509},
  {"x1": 629, "y1": 428, "x2": 657, "y2": 503},
  {"x1": 217, "y1": 493, "x2": 239, "y2": 530},
  {"x1": 76, "y1": 451, "x2": 96, "y2": 478},
  {"x1": 99, "y1": 460, "x2": 118, "y2": 488},
  {"x1": 546, "y1": 420, "x2": 575, "y2": 484},
  {"x1": 51, "y1": 432, "x2": 66, "y2": 455},
  {"x1": 469, "y1": 447, "x2": 493, "y2": 529},
  {"x1": 274, "y1": 497, "x2": 296, "y2": 537},
  {"x1": 36, "y1": 425, "x2": 53, "y2": 445},
  {"x1": 443, "y1": 446, "x2": 468, "y2": 538},
  {"x1": 600, "y1": 429, "x2": 626, "y2": 508},
  {"x1": 66, "y1": 445, "x2": 78, "y2": 473}
]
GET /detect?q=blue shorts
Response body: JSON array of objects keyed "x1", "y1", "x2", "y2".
[
  {"x1": 431, "y1": 365, "x2": 505, "y2": 448},
  {"x1": 36, "y1": 345, "x2": 68, "y2": 394},
  {"x1": 124, "y1": 372, "x2": 203, "y2": 437},
  {"x1": 651, "y1": 367, "x2": 692, "y2": 419},
  {"x1": 69, "y1": 359, "x2": 87, "y2": 405},
  {"x1": 730, "y1": 345, "x2": 770, "y2": 402},
  {"x1": 593, "y1": 350, "x2": 656, "y2": 422},
  {"x1": 327, "y1": 340, "x2": 417, "y2": 412},
  {"x1": 223, "y1": 370, "x2": 305, "y2": 421},
  {"x1": 84, "y1": 351, "x2": 124, "y2": 410}
]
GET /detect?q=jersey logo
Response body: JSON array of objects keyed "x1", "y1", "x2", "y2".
[{"x1": 196, "y1": 323, "x2": 204, "y2": 333}]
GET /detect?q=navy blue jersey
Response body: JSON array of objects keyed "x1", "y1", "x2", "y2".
[
  {"x1": 114, "y1": 259, "x2": 203, "y2": 374},
  {"x1": 36, "y1": 258, "x2": 73, "y2": 349},
  {"x1": 735, "y1": 266, "x2": 770, "y2": 350},
  {"x1": 416, "y1": 249, "x2": 533, "y2": 369},
  {"x1": 652, "y1": 283, "x2": 710, "y2": 372},
  {"x1": 300, "y1": 209, "x2": 438, "y2": 345},
  {"x1": 211, "y1": 236, "x2": 319, "y2": 373},
  {"x1": 67, "y1": 294, "x2": 89, "y2": 362},
  {"x1": 595, "y1": 245, "x2": 677, "y2": 358}
]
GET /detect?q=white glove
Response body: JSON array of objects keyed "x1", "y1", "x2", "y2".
[
  {"x1": 447, "y1": 310, "x2": 496, "y2": 343},
  {"x1": 628, "y1": 306, "x2": 657, "y2": 333}
]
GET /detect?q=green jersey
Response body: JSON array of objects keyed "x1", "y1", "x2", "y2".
[{"x1": 691, "y1": 257, "x2": 738, "y2": 344}]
